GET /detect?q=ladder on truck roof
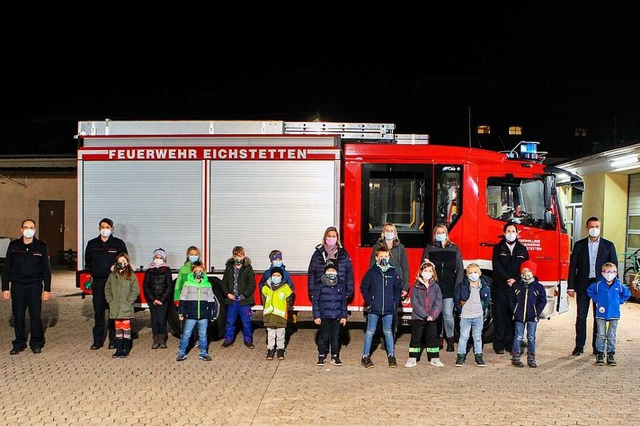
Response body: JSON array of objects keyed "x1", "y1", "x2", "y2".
[{"x1": 77, "y1": 120, "x2": 429, "y2": 144}]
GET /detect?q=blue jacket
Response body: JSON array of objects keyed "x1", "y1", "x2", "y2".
[
  {"x1": 509, "y1": 278, "x2": 547, "y2": 322},
  {"x1": 260, "y1": 264, "x2": 295, "y2": 291},
  {"x1": 587, "y1": 276, "x2": 631, "y2": 320},
  {"x1": 312, "y1": 275, "x2": 348, "y2": 320},
  {"x1": 453, "y1": 276, "x2": 491, "y2": 317},
  {"x1": 307, "y1": 244, "x2": 354, "y2": 301},
  {"x1": 360, "y1": 265, "x2": 402, "y2": 315}
]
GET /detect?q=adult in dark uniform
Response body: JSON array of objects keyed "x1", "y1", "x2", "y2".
[
  {"x1": 567, "y1": 216, "x2": 617, "y2": 356},
  {"x1": 84, "y1": 218, "x2": 128, "y2": 350},
  {"x1": 491, "y1": 222, "x2": 529, "y2": 354},
  {"x1": 2, "y1": 219, "x2": 51, "y2": 354}
]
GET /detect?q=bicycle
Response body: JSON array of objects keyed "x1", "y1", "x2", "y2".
[{"x1": 622, "y1": 248, "x2": 640, "y2": 291}]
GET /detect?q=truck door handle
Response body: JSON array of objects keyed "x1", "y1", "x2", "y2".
[{"x1": 480, "y1": 242, "x2": 496, "y2": 247}]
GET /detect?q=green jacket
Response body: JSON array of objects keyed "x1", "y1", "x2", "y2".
[
  {"x1": 105, "y1": 272, "x2": 140, "y2": 319},
  {"x1": 174, "y1": 261, "x2": 193, "y2": 303}
]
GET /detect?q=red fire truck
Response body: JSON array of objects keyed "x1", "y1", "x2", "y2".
[{"x1": 75, "y1": 120, "x2": 575, "y2": 339}]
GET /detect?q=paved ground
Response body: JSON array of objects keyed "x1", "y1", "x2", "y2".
[{"x1": 1, "y1": 270, "x2": 640, "y2": 425}]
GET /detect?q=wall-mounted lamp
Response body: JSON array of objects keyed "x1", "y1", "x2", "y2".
[{"x1": 610, "y1": 155, "x2": 638, "y2": 168}]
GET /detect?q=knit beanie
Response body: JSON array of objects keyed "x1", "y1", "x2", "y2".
[
  {"x1": 153, "y1": 248, "x2": 167, "y2": 262},
  {"x1": 271, "y1": 267, "x2": 284, "y2": 277},
  {"x1": 520, "y1": 260, "x2": 537, "y2": 276}
]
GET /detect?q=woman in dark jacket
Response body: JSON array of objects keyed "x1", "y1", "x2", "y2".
[
  {"x1": 421, "y1": 224, "x2": 464, "y2": 352},
  {"x1": 142, "y1": 248, "x2": 173, "y2": 349},
  {"x1": 307, "y1": 226, "x2": 354, "y2": 303}
]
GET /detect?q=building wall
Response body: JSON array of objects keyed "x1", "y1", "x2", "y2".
[{"x1": 0, "y1": 176, "x2": 77, "y2": 252}]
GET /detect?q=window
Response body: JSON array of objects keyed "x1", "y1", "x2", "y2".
[
  {"x1": 574, "y1": 128, "x2": 588, "y2": 137},
  {"x1": 486, "y1": 177, "x2": 548, "y2": 228},
  {"x1": 508, "y1": 126, "x2": 522, "y2": 135},
  {"x1": 477, "y1": 125, "x2": 491, "y2": 134}
]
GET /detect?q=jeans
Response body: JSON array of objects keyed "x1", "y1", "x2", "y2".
[
  {"x1": 442, "y1": 298, "x2": 454, "y2": 338},
  {"x1": 363, "y1": 313, "x2": 394, "y2": 356},
  {"x1": 178, "y1": 318, "x2": 208, "y2": 357},
  {"x1": 224, "y1": 300, "x2": 253, "y2": 343},
  {"x1": 458, "y1": 315, "x2": 483, "y2": 355},
  {"x1": 512, "y1": 321, "x2": 538, "y2": 355},
  {"x1": 595, "y1": 318, "x2": 618, "y2": 354}
]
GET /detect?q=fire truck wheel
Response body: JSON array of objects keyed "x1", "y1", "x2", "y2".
[
  {"x1": 207, "y1": 276, "x2": 227, "y2": 341},
  {"x1": 167, "y1": 302, "x2": 182, "y2": 338}
]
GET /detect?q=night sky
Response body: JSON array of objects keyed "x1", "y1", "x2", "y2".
[{"x1": 3, "y1": 6, "x2": 638, "y2": 160}]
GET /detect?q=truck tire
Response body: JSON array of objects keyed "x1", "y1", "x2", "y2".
[{"x1": 207, "y1": 276, "x2": 227, "y2": 341}]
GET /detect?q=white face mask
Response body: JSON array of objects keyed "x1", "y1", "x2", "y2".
[
  {"x1": 384, "y1": 231, "x2": 395, "y2": 241},
  {"x1": 505, "y1": 233, "x2": 517, "y2": 243},
  {"x1": 100, "y1": 229, "x2": 112, "y2": 238},
  {"x1": 435, "y1": 234, "x2": 447, "y2": 243},
  {"x1": 521, "y1": 272, "x2": 534, "y2": 281},
  {"x1": 153, "y1": 258, "x2": 164, "y2": 266},
  {"x1": 468, "y1": 272, "x2": 480, "y2": 282},
  {"x1": 421, "y1": 271, "x2": 433, "y2": 281},
  {"x1": 588, "y1": 227, "x2": 600, "y2": 238},
  {"x1": 603, "y1": 272, "x2": 616, "y2": 282},
  {"x1": 23, "y1": 229, "x2": 35, "y2": 238}
]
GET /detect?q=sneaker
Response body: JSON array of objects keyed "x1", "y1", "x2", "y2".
[
  {"x1": 361, "y1": 355, "x2": 375, "y2": 368},
  {"x1": 388, "y1": 355, "x2": 398, "y2": 368},
  {"x1": 404, "y1": 358, "x2": 417, "y2": 368},
  {"x1": 455, "y1": 354, "x2": 465, "y2": 367},
  {"x1": 198, "y1": 354, "x2": 212, "y2": 361},
  {"x1": 266, "y1": 349, "x2": 275, "y2": 360},
  {"x1": 475, "y1": 354, "x2": 486, "y2": 367},
  {"x1": 331, "y1": 355, "x2": 343, "y2": 366},
  {"x1": 176, "y1": 354, "x2": 187, "y2": 362},
  {"x1": 277, "y1": 349, "x2": 285, "y2": 360},
  {"x1": 220, "y1": 340, "x2": 233, "y2": 348},
  {"x1": 317, "y1": 355, "x2": 326, "y2": 366},
  {"x1": 595, "y1": 353, "x2": 605, "y2": 366},
  {"x1": 430, "y1": 358, "x2": 444, "y2": 367},
  {"x1": 606, "y1": 353, "x2": 617, "y2": 366}
]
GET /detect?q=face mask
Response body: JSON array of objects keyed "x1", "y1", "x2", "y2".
[
  {"x1": 325, "y1": 237, "x2": 337, "y2": 246},
  {"x1": 422, "y1": 271, "x2": 433, "y2": 281},
  {"x1": 272, "y1": 260, "x2": 283, "y2": 268},
  {"x1": 588, "y1": 227, "x2": 600, "y2": 238},
  {"x1": 505, "y1": 233, "x2": 517, "y2": 243},
  {"x1": 435, "y1": 234, "x2": 446, "y2": 243},
  {"x1": 271, "y1": 276, "x2": 282, "y2": 285},
  {"x1": 378, "y1": 258, "x2": 389, "y2": 267},
  {"x1": 116, "y1": 262, "x2": 127, "y2": 271},
  {"x1": 521, "y1": 272, "x2": 534, "y2": 281},
  {"x1": 153, "y1": 258, "x2": 164, "y2": 266},
  {"x1": 603, "y1": 272, "x2": 616, "y2": 282},
  {"x1": 233, "y1": 257, "x2": 244, "y2": 265},
  {"x1": 194, "y1": 271, "x2": 204, "y2": 280},
  {"x1": 325, "y1": 273, "x2": 337, "y2": 280},
  {"x1": 188, "y1": 255, "x2": 199, "y2": 263},
  {"x1": 384, "y1": 231, "x2": 395, "y2": 241},
  {"x1": 100, "y1": 229, "x2": 112, "y2": 238},
  {"x1": 23, "y1": 229, "x2": 35, "y2": 238},
  {"x1": 468, "y1": 272, "x2": 480, "y2": 282}
]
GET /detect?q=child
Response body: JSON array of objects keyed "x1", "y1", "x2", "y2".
[
  {"x1": 587, "y1": 262, "x2": 631, "y2": 366},
  {"x1": 174, "y1": 246, "x2": 202, "y2": 346},
  {"x1": 453, "y1": 263, "x2": 491, "y2": 367},
  {"x1": 142, "y1": 248, "x2": 173, "y2": 349},
  {"x1": 360, "y1": 246, "x2": 402, "y2": 368},
  {"x1": 312, "y1": 259, "x2": 348, "y2": 366},
  {"x1": 176, "y1": 261, "x2": 217, "y2": 361},
  {"x1": 220, "y1": 246, "x2": 256, "y2": 348},
  {"x1": 508, "y1": 260, "x2": 547, "y2": 368},
  {"x1": 405, "y1": 261, "x2": 444, "y2": 368},
  {"x1": 260, "y1": 250, "x2": 297, "y2": 333},
  {"x1": 105, "y1": 252, "x2": 140, "y2": 358},
  {"x1": 261, "y1": 267, "x2": 294, "y2": 360}
]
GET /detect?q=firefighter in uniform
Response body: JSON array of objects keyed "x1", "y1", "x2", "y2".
[
  {"x1": 2, "y1": 219, "x2": 52, "y2": 354},
  {"x1": 84, "y1": 218, "x2": 128, "y2": 350}
]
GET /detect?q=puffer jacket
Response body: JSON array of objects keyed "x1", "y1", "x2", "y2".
[
  {"x1": 307, "y1": 244, "x2": 354, "y2": 301},
  {"x1": 421, "y1": 242, "x2": 464, "y2": 299},
  {"x1": 143, "y1": 265, "x2": 173, "y2": 304},
  {"x1": 105, "y1": 271, "x2": 140, "y2": 319},
  {"x1": 312, "y1": 274, "x2": 349, "y2": 320},
  {"x1": 360, "y1": 264, "x2": 402, "y2": 315},
  {"x1": 369, "y1": 239, "x2": 410, "y2": 292},
  {"x1": 509, "y1": 277, "x2": 547, "y2": 322},
  {"x1": 178, "y1": 273, "x2": 217, "y2": 320},
  {"x1": 410, "y1": 277, "x2": 443, "y2": 320},
  {"x1": 221, "y1": 257, "x2": 256, "y2": 306}
]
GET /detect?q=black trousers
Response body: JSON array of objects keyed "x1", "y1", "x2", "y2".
[
  {"x1": 148, "y1": 302, "x2": 168, "y2": 335},
  {"x1": 92, "y1": 277, "x2": 115, "y2": 345},
  {"x1": 575, "y1": 291, "x2": 597, "y2": 352},
  {"x1": 409, "y1": 319, "x2": 439, "y2": 360},
  {"x1": 317, "y1": 318, "x2": 340, "y2": 356},
  {"x1": 11, "y1": 283, "x2": 45, "y2": 350},
  {"x1": 492, "y1": 292, "x2": 514, "y2": 352}
]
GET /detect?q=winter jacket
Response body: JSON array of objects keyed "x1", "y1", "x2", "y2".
[
  {"x1": 410, "y1": 277, "x2": 443, "y2": 320},
  {"x1": 143, "y1": 265, "x2": 173, "y2": 304},
  {"x1": 369, "y1": 239, "x2": 410, "y2": 292},
  {"x1": 260, "y1": 264, "x2": 295, "y2": 291},
  {"x1": 307, "y1": 244, "x2": 354, "y2": 301},
  {"x1": 262, "y1": 283, "x2": 294, "y2": 327},
  {"x1": 509, "y1": 278, "x2": 547, "y2": 322},
  {"x1": 2, "y1": 237, "x2": 51, "y2": 291},
  {"x1": 105, "y1": 272, "x2": 140, "y2": 319},
  {"x1": 360, "y1": 264, "x2": 402, "y2": 316},
  {"x1": 421, "y1": 242, "x2": 464, "y2": 298},
  {"x1": 587, "y1": 276, "x2": 631, "y2": 320},
  {"x1": 453, "y1": 276, "x2": 491, "y2": 317},
  {"x1": 492, "y1": 239, "x2": 529, "y2": 295},
  {"x1": 221, "y1": 257, "x2": 256, "y2": 306},
  {"x1": 174, "y1": 261, "x2": 194, "y2": 303},
  {"x1": 84, "y1": 235, "x2": 128, "y2": 279},
  {"x1": 178, "y1": 273, "x2": 217, "y2": 320},
  {"x1": 312, "y1": 274, "x2": 349, "y2": 320}
]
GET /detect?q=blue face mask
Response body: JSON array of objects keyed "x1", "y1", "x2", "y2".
[
  {"x1": 271, "y1": 276, "x2": 282, "y2": 285},
  {"x1": 435, "y1": 234, "x2": 446, "y2": 243},
  {"x1": 272, "y1": 260, "x2": 283, "y2": 268},
  {"x1": 188, "y1": 255, "x2": 199, "y2": 263}
]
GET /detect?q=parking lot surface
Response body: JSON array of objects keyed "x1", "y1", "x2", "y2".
[{"x1": 1, "y1": 270, "x2": 640, "y2": 425}]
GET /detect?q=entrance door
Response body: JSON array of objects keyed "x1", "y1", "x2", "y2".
[{"x1": 38, "y1": 200, "x2": 65, "y2": 263}]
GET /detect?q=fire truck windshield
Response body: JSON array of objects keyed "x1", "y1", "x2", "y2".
[{"x1": 486, "y1": 177, "x2": 546, "y2": 228}]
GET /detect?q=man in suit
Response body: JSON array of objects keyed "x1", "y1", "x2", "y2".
[{"x1": 567, "y1": 216, "x2": 617, "y2": 356}]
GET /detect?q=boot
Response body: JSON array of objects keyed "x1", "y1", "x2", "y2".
[
  {"x1": 120, "y1": 339, "x2": 132, "y2": 358},
  {"x1": 446, "y1": 337, "x2": 455, "y2": 352},
  {"x1": 474, "y1": 353, "x2": 486, "y2": 367},
  {"x1": 439, "y1": 336, "x2": 444, "y2": 350},
  {"x1": 151, "y1": 334, "x2": 161, "y2": 350},
  {"x1": 595, "y1": 352, "x2": 605, "y2": 366},
  {"x1": 455, "y1": 353, "x2": 466, "y2": 367},
  {"x1": 511, "y1": 353, "x2": 524, "y2": 368},
  {"x1": 527, "y1": 353, "x2": 537, "y2": 368},
  {"x1": 112, "y1": 339, "x2": 123, "y2": 358},
  {"x1": 606, "y1": 352, "x2": 617, "y2": 366},
  {"x1": 159, "y1": 334, "x2": 168, "y2": 349}
]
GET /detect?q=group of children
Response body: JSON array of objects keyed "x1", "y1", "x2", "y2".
[{"x1": 101, "y1": 242, "x2": 631, "y2": 368}]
